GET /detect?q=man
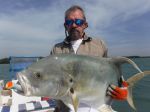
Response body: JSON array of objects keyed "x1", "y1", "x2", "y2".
[
  {"x1": 51, "y1": 5, "x2": 128, "y2": 112},
  {"x1": 50, "y1": 6, "x2": 107, "y2": 57}
]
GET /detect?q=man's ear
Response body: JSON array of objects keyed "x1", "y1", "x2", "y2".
[
  {"x1": 64, "y1": 23, "x2": 67, "y2": 30},
  {"x1": 64, "y1": 23, "x2": 69, "y2": 37},
  {"x1": 83, "y1": 22, "x2": 88, "y2": 29}
]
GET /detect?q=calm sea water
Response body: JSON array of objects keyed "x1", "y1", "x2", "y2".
[
  {"x1": 112, "y1": 58, "x2": 150, "y2": 112},
  {"x1": 0, "y1": 58, "x2": 150, "y2": 112}
]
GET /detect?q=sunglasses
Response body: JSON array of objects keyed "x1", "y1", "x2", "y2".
[{"x1": 65, "y1": 19, "x2": 85, "y2": 26}]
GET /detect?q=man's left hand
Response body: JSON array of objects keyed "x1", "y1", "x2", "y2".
[{"x1": 107, "y1": 81, "x2": 128, "y2": 100}]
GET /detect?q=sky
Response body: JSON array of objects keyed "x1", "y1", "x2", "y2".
[{"x1": 0, "y1": 0, "x2": 150, "y2": 59}]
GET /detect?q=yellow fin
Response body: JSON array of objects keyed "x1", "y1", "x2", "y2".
[
  {"x1": 70, "y1": 88, "x2": 79, "y2": 112},
  {"x1": 127, "y1": 71, "x2": 150, "y2": 110}
]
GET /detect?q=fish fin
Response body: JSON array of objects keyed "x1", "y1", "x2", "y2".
[
  {"x1": 127, "y1": 71, "x2": 150, "y2": 86},
  {"x1": 70, "y1": 88, "x2": 79, "y2": 112},
  {"x1": 112, "y1": 57, "x2": 142, "y2": 73},
  {"x1": 126, "y1": 71, "x2": 150, "y2": 110},
  {"x1": 127, "y1": 86, "x2": 136, "y2": 110}
]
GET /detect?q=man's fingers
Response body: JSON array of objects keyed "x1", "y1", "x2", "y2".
[
  {"x1": 107, "y1": 86, "x2": 120, "y2": 96},
  {"x1": 107, "y1": 84, "x2": 128, "y2": 100},
  {"x1": 109, "y1": 84, "x2": 116, "y2": 90}
]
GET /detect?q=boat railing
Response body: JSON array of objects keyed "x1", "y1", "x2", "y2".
[{"x1": 9, "y1": 56, "x2": 43, "y2": 79}]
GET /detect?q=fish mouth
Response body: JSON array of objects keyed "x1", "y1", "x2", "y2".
[{"x1": 17, "y1": 72, "x2": 32, "y2": 96}]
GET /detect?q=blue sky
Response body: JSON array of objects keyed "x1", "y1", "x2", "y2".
[{"x1": 0, "y1": 0, "x2": 150, "y2": 58}]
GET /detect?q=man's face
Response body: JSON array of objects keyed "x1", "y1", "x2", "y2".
[{"x1": 65, "y1": 9, "x2": 87, "y2": 41}]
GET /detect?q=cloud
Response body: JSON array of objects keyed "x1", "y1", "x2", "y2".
[
  {"x1": 84, "y1": 0, "x2": 150, "y2": 29},
  {"x1": 0, "y1": 0, "x2": 150, "y2": 58},
  {"x1": 0, "y1": 6, "x2": 65, "y2": 58}
]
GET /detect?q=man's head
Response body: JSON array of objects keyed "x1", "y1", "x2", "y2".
[{"x1": 64, "y1": 5, "x2": 88, "y2": 41}]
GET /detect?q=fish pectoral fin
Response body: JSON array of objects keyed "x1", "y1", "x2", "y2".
[{"x1": 70, "y1": 88, "x2": 79, "y2": 112}]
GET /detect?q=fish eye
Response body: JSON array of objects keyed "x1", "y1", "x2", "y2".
[
  {"x1": 34, "y1": 72, "x2": 42, "y2": 79},
  {"x1": 70, "y1": 78, "x2": 73, "y2": 83}
]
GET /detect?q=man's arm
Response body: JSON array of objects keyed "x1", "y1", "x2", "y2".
[
  {"x1": 50, "y1": 46, "x2": 57, "y2": 55},
  {"x1": 101, "y1": 40, "x2": 128, "y2": 101},
  {"x1": 100, "y1": 39, "x2": 108, "y2": 57}
]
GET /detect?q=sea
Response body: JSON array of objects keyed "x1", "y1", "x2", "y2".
[{"x1": 0, "y1": 57, "x2": 150, "y2": 112}]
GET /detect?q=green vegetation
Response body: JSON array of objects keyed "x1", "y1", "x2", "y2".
[
  {"x1": 0, "y1": 58, "x2": 9, "y2": 64},
  {"x1": 127, "y1": 56, "x2": 150, "y2": 58}
]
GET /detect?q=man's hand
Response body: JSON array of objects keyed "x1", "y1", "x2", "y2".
[{"x1": 107, "y1": 81, "x2": 128, "y2": 100}]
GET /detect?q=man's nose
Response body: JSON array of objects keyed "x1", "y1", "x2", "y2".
[{"x1": 72, "y1": 22, "x2": 77, "y2": 28}]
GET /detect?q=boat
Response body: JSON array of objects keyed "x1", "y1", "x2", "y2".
[{"x1": 0, "y1": 56, "x2": 55, "y2": 112}]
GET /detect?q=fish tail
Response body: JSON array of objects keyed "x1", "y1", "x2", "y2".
[{"x1": 126, "y1": 71, "x2": 150, "y2": 110}]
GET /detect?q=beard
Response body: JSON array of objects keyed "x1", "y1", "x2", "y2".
[{"x1": 68, "y1": 29, "x2": 82, "y2": 41}]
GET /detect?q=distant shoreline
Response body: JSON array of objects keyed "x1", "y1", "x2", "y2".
[
  {"x1": 0, "y1": 56, "x2": 150, "y2": 64},
  {"x1": 126, "y1": 56, "x2": 150, "y2": 58},
  {"x1": 0, "y1": 58, "x2": 9, "y2": 64}
]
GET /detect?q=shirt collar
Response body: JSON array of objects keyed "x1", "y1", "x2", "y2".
[{"x1": 63, "y1": 33, "x2": 92, "y2": 45}]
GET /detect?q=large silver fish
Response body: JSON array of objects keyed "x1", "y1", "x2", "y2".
[{"x1": 17, "y1": 54, "x2": 150, "y2": 112}]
